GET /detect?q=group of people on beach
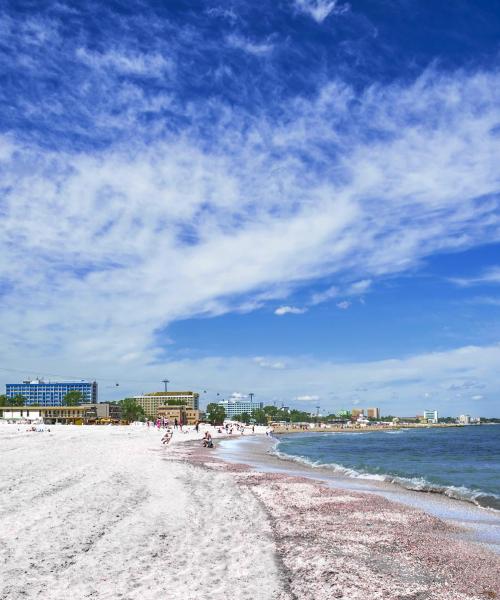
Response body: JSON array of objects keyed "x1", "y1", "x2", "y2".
[
  {"x1": 216, "y1": 422, "x2": 253, "y2": 436},
  {"x1": 159, "y1": 421, "x2": 271, "y2": 447},
  {"x1": 149, "y1": 417, "x2": 183, "y2": 431}
]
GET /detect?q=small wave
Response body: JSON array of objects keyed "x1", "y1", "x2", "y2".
[
  {"x1": 270, "y1": 448, "x2": 387, "y2": 481},
  {"x1": 270, "y1": 447, "x2": 500, "y2": 511}
]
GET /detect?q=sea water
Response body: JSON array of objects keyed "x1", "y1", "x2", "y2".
[{"x1": 274, "y1": 425, "x2": 500, "y2": 510}]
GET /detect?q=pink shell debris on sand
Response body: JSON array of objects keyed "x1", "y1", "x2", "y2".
[{"x1": 185, "y1": 445, "x2": 500, "y2": 600}]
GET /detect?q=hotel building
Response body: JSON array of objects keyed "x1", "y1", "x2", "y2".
[
  {"x1": 6, "y1": 379, "x2": 98, "y2": 406},
  {"x1": 157, "y1": 405, "x2": 200, "y2": 425},
  {"x1": 367, "y1": 407, "x2": 380, "y2": 419},
  {"x1": 423, "y1": 409, "x2": 439, "y2": 423},
  {"x1": 134, "y1": 391, "x2": 200, "y2": 419},
  {"x1": 218, "y1": 399, "x2": 264, "y2": 419}
]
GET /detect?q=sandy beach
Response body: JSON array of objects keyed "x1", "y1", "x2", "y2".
[
  {"x1": 0, "y1": 423, "x2": 285, "y2": 600},
  {"x1": 1, "y1": 423, "x2": 499, "y2": 600}
]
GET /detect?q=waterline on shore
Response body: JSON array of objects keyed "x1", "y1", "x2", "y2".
[
  {"x1": 270, "y1": 445, "x2": 500, "y2": 511},
  {"x1": 216, "y1": 435, "x2": 500, "y2": 552}
]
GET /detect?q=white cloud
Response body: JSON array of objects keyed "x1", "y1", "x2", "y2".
[
  {"x1": 75, "y1": 47, "x2": 172, "y2": 76},
  {"x1": 346, "y1": 279, "x2": 371, "y2": 294},
  {"x1": 274, "y1": 305, "x2": 308, "y2": 315},
  {"x1": 295, "y1": 395, "x2": 320, "y2": 401},
  {"x1": 471, "y1": 395, "x2": 484, "y2": 401},
  {"x1": 466, "y1": 296, "x2": 500, "y2": 306},
  {"x1": 293, "y1": 0, "x2": 348, "y2": 23},
  {"x1": 253, "y1": 357, "x2": 287, "y2": 370},
  {"x1": 310, "y1": 285, "x2": 339, "y2": 305},
  {"x1": 205, "y1": 7, "x2": 238, "y2": 23},
  {"x1": 226, "y1": 34, "x2": 274, "y2": 56},
  {"x1": 450, "y1": 267, "x2": 500, "y2": 287},
  {"x1": 336, "y1": 300, "x2": 351, "y2": 309},
  {"x1": 66, "y1": 343, "x2": 499, "y2": 415},
  {"x1": 311, "y1": 280, "x2": 371, "y2": 306},
  {"x1": 2, "y1": 67, "x2": 500, "y2": 394}
]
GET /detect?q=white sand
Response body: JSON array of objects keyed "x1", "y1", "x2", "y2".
[{"x1": 0, "y1": 423, "x2": 285, "y2": 600}]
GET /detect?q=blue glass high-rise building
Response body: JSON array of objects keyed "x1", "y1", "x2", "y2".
[{"x1": 6, "y1": 379, "x2": 98, "y2": 406}]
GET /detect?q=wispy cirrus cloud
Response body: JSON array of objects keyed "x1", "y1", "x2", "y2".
[
  {"x1": 274, "y1": 306, "x2": 308, "y2": 315},
  {"x1": 75, "y1": 48, "x2": 173, "y2": 76},
  {"x1": 1, "y1": 2, "x2": 500, "y2": 412},
  {"x1": 2, "y1": 68, "x2": 500, "y2": 371},
  {"x1": 310, "y1": 279, "x2": 371, "y2": 306},
  {"x1": 336, "y1": 300, "x2": 351, "y2": 309},
  {"x1": 226, "y1": 34, "x2": 274, "y2": 56},
  {"x1": 293, "y1": 0, "x2": 349, "y2": 23},
  {"x1": 253, "y1": 357, "x2": 287, "y2": 370},
  {"x1": 449, "y1": 266, "x2": 500, "y2": 287}
]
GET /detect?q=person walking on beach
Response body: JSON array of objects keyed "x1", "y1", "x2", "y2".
[
  {"x1": 195, "y1": 421, "x2": 199, "y2": 433},
  {"x1": 174, "y1": 418, "x2": 178, "y2": 429}
]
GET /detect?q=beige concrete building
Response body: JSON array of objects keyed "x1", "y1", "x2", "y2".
[
  {"x1": 157, "y1": 406, "x2": 200, "y2": 425},
  {"x1": 0, "y1": 404, "x2": 121, "y2": 424},
  {"x1": 367, "y1": 407, "x2": 380, "y2": 419},
  {"x1": 134, "y1": 391, "x2": 200, "y2": 419},
  {"x1": 351, "y1": 408, "x2": 365, "y2": 417}
]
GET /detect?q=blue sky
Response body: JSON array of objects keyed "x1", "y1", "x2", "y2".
[{"x1": 1, "y1": 0, "x2": 500, "y2": 415}]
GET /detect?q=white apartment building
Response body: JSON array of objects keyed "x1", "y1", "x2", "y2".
[
  {"x1": 218, "y1": 399, "x2": 264, "y2": 419},
  {"x1": 423, "y1": 409, "x2": 439, "y2": 423}
]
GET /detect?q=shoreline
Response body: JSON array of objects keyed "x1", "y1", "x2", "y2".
[
  {"x1": 174, "y1": 436, "x2": 500, "y2": 599},
  {"x1": 216, "y1": 434, "x2": 500, "y2": 551},
  {"x1": 2, "y1": 423, "x2": 499, "y2": 599},
  {"x1": 271, "y1": 423, "x2": 471, "y2": 434}
]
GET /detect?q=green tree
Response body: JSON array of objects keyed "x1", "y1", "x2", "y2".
[
  {"x1": 263, "y1": 405, "x2": 279, "y2": 419},
  {"x1": 239, "y1": 412, "x2": 251, "y2": 424},
  {"x1": 10, "y1": 394, "x2": 26, "y2": 407},
  {"x1": 206, "y1": 403, "x2": 226, "y2": 425},
  {"x1": 0, "y1": 394, "x2": 8, "y2": 407},
  {"x1": 251, "y1": 408, "x2": 269, "y2": 425},
  {"x1": 289, "y1": 409, "x2": 313, "y2": 423},
  {"x1": 62, "y1": 390, "x2": 84, "y2": 406},
  {"x1": 118, "y1": 398, "x2": 145, "y2": 422}
]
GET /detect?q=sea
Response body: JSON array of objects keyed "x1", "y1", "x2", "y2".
[{"x1": 273, "y1": 425, "x2": 500, "y2": 511}]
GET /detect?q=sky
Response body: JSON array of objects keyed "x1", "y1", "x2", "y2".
[{"x1": 1, "y1": 0, "x2": 500, "y2": 416}]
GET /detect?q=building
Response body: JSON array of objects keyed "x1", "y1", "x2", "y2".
[
  {"x1": 218, "y1": 399, "x2": 264, "y2": 419},
  {"x1": 351, "y1": 408, "x2": 365, "y2": 418},
  {"x1": 157, "y1": 406, "x2": 200, "y2": 425},
  {"x1": 134, "y1": 391, "x2": 200, "y2": 419},
  {"x1": 95, "y1": 403, "x2": 122, "y2": 421},
  {"x1": 6, "y1": 379, "x2": 98, "y2": 406},
  {"x1": 367, "y1": 407, "x2": 380, "y2": 419},
  {"x1": 423, "y1": 410, "x2": 439, "y2": 423},
  {"x1": 0, "y1": 403, "x2": 119, "y2": 424},
  {"x1": 458, "y1": 414, "x2": 471, "y2": 425}
]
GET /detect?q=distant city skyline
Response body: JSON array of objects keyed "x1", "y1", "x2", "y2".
[{"x1": 1, "y1": 2, "x2": 500, "y2": 416}]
